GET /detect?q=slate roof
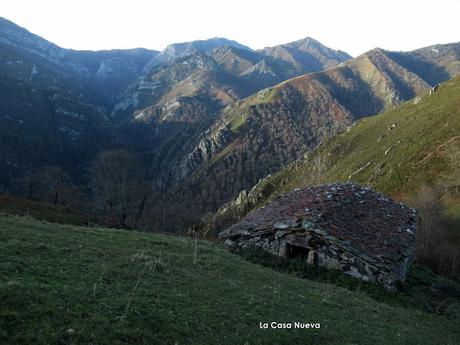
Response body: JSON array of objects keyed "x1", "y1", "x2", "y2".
[{"x1": 219, "y1": 183, "x2": 417, "y2": 268}]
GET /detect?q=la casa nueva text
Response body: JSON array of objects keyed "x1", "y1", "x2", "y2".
[{"x1": 259, "y1": 322, "x2": 321, "y2": 329}]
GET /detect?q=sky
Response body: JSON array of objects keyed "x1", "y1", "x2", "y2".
[{"x1": 2, "y1": 0, "x2": 460, "y2": 57}]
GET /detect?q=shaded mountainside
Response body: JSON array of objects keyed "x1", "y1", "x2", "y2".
[
  {"x1": 205, "y1": 76, "x2": 460, "y2": 235},
  {"x1": 0, "y1": 17, "x2": 158, "y2": 107},
  {"x1": 387, "y1": 42, "x2": 460, "y2": 85},
  {"x1": 149, "y1": 44, "x2": 460, "y2": 231},
  {"x1": 0, "y1": 17, "x2": 158, "y2": 190},
  {"x1": 1, "y1": 214, "x2": 459, "y2": 344},
  {"x1": 0, "y1": 43, "x2": 114, "y2": 191}
]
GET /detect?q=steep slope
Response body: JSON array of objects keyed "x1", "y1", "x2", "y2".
[
  {"x1": 1, "y1": 215, "x2": 459, "y2": 344},
  {"x1": 148, "y1": 44, "x2": 460, "y2": 231},
  {"x1": 208, "y1": 45, "x2": 279, "y2": 94},
  {"x1": 68, "y1": 48, "x2": 159, "y2": 107},
  {"x1": 113, "y1": 53, "x2": 242, "y2": 123},
  {"x1": 110, "y1": 53, "x2": 245, "y2": 184},
  {"x1": 206, "y1": 76, "x2": 460, "y2": 235}
]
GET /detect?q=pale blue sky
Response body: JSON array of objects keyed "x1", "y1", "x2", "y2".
[{"x1": 2, "y1": 0, "x2": 460, "y2": 56}]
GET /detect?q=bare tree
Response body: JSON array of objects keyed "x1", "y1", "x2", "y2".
[
  {"x1": 411, "y1": 185, "x2": 443, "y2": 261},
  {"x1": 89, "y1": 149, "x2": 147, "y2": 228}
]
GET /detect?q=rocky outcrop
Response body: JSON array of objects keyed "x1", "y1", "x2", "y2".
[
  {"x1": 219, "y1": 183, "x2": 417, "y2": 291},
  {"x1": 178, "y1": 121, "x2": 233, "y2": 179}
]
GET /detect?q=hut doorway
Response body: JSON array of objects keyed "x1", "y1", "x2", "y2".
[{"x1": 286, "y1": 243, "x2": 310, "y2": 259}]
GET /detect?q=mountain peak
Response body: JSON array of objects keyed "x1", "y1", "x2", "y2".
[
  {"x1": 259, "y1": 36, "x2": 351, "y2": 73},
  {"x1": 162, "y1": 37, "x2": 249, "y2": 55},
  {"x1": 262, "y1": 36, "x2": 351, "y2": 58},
  {"x1": 289, "y1": 36, "x2": 322, "y2": 47},
  {"x1": 147, "y1": 37, "x2": 250, "y2": 67}
]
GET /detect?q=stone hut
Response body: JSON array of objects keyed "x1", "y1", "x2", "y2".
[{"x1": 219, "y1": 183, "x2": 417, "y2": 291}]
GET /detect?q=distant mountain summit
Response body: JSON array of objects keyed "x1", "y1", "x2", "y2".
[
  {"x1": 260, "y1": 37, "x2": 352, "y2": 75},
  {"x1": 146, "y1": 37, "x2": 251, "y2": 68},
  {"x1": 113, "y1": 35, "x2": 352, "y2": 124}
]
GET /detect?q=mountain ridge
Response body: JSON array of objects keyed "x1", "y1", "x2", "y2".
[
  {"x1": 0, "y1": 16, "x2": 349, "y2": 200},
  {"x1": 144, "y1": 43, "x2": 460, "y2": 231},
  {"x1": 203, "y1": 76, "x2": 460, "y2": 235}
]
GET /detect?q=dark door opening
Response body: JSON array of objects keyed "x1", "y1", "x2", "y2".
[{"x1": 287, "y1": 243, "x2": 310, "y2": 259}]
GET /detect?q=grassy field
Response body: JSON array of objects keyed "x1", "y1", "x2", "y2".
[{"x1": 1, "y1": 214, "x2": 459, "y2": 345}]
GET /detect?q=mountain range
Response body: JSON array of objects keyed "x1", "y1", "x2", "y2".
[
  {"x1": 0, "y1": 17, "x2": 349, "y2": 193},
  {"x1": 0, "y1": 16, "x2": 459, "y2": 233},
  {"x1": 149, "y1": 42, "x2": 460, "y2": 230}
]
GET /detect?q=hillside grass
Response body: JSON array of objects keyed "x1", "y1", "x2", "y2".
[
  {"x1": 236, "y1": 246, "x2": 460, "y2": 315},
  {"x1": 1, "y1": 215, "x2": 459, "y2": 345}
]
